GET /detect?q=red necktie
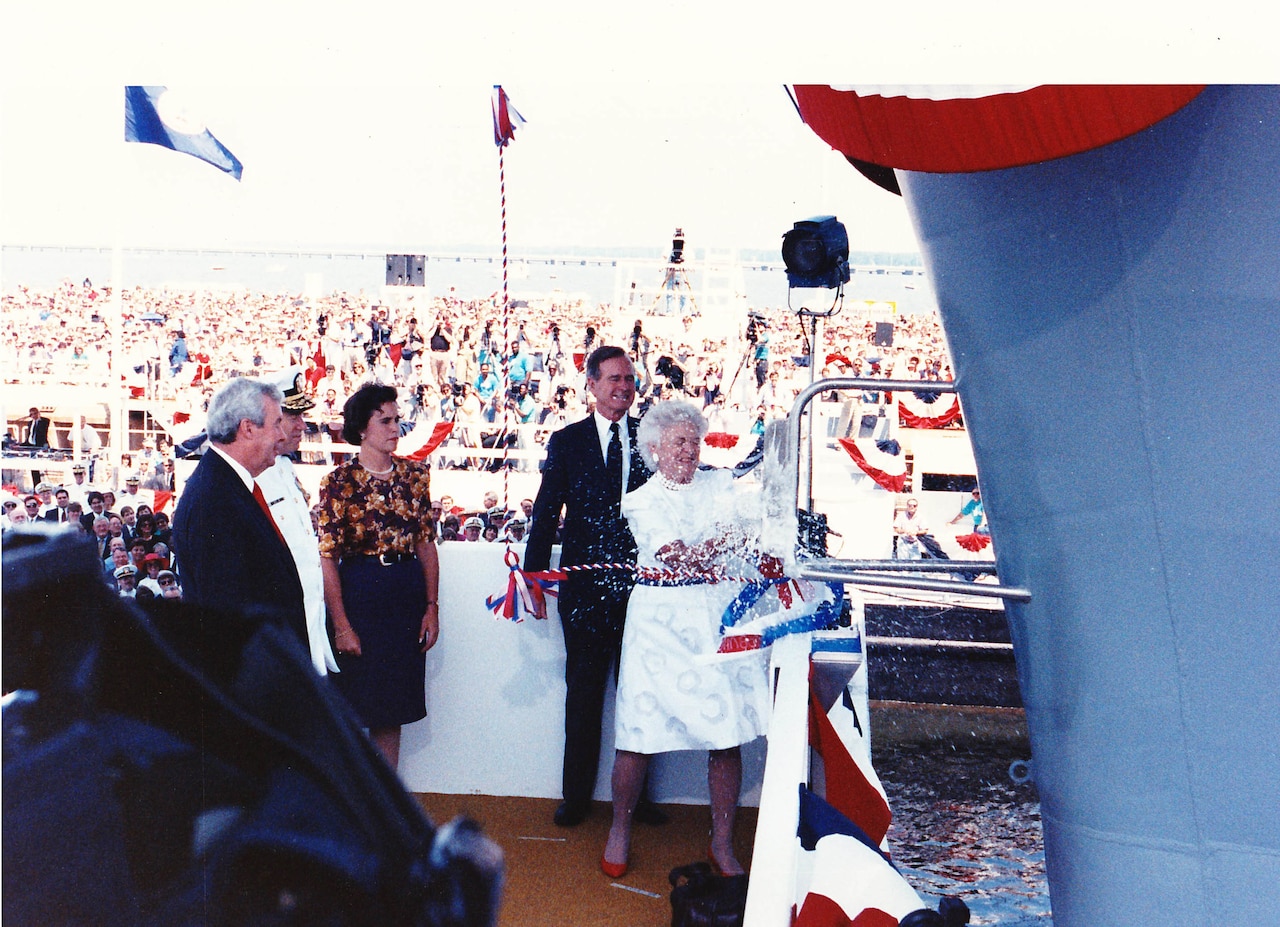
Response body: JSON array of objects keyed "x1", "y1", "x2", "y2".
[{"x1": 252, "y1": 481, "x2": 287, "y2": 547}]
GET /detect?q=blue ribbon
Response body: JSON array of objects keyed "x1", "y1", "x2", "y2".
[{"x1": 720, "y1": 581, "x2": 845, "y2": 644}]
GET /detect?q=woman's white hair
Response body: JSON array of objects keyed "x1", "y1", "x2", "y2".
[{"x1": 635, "y1": 399, "x2": 708, "y2": 471}]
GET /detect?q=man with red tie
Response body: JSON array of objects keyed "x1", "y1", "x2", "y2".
[{"x1": 172, "y1": 377, "x2": 307, "y2": 645}]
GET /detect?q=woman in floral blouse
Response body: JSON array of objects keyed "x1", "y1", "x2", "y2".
[{"x1": 319, "y1": 382, "x2": 440, "y2": 768}]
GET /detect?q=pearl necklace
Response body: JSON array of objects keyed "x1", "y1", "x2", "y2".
[
  {"x1": 359, "y1": 457, "x2": 395, "y2": 477},
  {"x1": 658, "y1": 473, "x2": 694, "y2": 492}
]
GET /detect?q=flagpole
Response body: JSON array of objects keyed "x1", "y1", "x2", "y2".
[
  {"x1": 499, "y1": 138, "x2": 512, "y2": 514},
  {"x1": 111, "y1": 87, "x2": 127, "y2": 491}
]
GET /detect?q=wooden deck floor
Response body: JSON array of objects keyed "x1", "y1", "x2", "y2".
[{"x1": 416, "y1": 794, "x2": 758, "y2": 927}]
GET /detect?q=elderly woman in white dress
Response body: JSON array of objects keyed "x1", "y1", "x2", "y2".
[{"x1": 601, "y1": 400, "x2": 772, "y2": 879}]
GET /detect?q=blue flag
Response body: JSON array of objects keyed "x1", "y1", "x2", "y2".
[{"x1": 124, "y1": 86, "x2": 243, "y2": 180}]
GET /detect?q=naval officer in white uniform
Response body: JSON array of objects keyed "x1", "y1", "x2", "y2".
[{"x1": 259, "y1": 369, "x2": 339, "y2": 675}]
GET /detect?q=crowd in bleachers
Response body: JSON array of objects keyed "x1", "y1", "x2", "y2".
[{"x1": 4, "y1": 276, "x2": 958, "y2": 551}]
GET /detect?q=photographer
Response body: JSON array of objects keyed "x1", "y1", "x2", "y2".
[
  {"x1": 630, "y1": 320, "x2": 652, "y2": 393},
  {"x1": 443, "y1": 382, "x2": 481, "y2": 470},
  {"x1": 506, "y1": 382, "x2": 537, "y2": 425},
  {"x1": 653, "y1": 355, "x2": 686, "y2": 395},
  {"x1": 540, "y1": 384, "x2": 575, "y2": 435},
  {"x1": 506, "y1": 382, "x2": 537, "y2": 473},
  {"x1": 747, "y1": 313, "x2": 770, "y2": 389}
]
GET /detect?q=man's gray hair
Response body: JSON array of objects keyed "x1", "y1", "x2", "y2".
[
  {"x1": 206, "y1": 378, "x2": 283, "y2": 445},
  {"x1": 635, "y1": 399, "x2": 708, "y2": 471}
]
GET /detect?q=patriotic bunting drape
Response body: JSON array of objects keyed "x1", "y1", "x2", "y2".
[{"x1": 838, "y1": 438, "x2": 907, "y2": 493}]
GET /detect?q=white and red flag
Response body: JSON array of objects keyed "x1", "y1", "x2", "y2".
[{"x1": 491, "y1": 86, "x2": 526, "y2": 148}]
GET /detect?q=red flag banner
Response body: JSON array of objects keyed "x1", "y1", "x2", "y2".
[{"x1": 396, "y1": 421, "x2": 454, "y2": 461}]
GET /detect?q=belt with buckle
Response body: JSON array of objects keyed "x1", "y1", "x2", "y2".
[{"x1": 374, "y1": 551, "x2": 417, "y2": 566}]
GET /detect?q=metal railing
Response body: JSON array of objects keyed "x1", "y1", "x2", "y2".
[{"x1": 783, "y1": 376, "x2": 1031, "y2": 605}]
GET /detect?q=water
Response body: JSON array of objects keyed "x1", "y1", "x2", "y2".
[
  {"x1": 876, "y1": 739, "x2": 1052, "y2": 925},
  {"x1": 1, "y1": 244, "x2": 938, "y2": 316}
]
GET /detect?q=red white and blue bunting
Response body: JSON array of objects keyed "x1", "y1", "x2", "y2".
[
  {"x1": 894, "y1": 389, "x2": 962, "y2": 429},
  {"x1": 838, "y1": 437, "x2": 908, "y2": 493}
]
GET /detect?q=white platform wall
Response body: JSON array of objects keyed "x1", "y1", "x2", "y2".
[{"x1": 398, "y1": 542, "x2": 766, "y2": 806}]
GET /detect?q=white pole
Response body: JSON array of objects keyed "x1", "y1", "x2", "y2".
[{"x1": 111, "y1": 87, "x2": 127, "y2": 490}]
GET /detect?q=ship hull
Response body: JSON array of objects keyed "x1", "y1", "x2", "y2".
[{"x1": 900, "y1": 85, "x2": 1280, "y2": 926}]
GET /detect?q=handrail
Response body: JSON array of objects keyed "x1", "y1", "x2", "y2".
[
  {"x1": 784, "y1": 376, "x2": 957, "y2": 477},
  {"x1": 782, "y1": 377, "x2": 1032, "y2": 605}
]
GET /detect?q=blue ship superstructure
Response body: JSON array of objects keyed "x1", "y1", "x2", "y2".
[{"x1": 793, "y1": 84, "x2": 1280, "y2": 925}]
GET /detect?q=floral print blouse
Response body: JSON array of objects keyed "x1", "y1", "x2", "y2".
[{"x1": 318, "y1": 458, "x2": 435, "y2": 560}]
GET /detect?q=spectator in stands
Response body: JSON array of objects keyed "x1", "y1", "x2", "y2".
[
  {"x1": 502, "y1": 515, "x2": 528, "y2": 543},
  {"x1": 949, "y1": 488, "x2": 987, "y2": 535},
  {"x1": 894, "y1": 498, "x2": 929, "y2": 560},
  {"x1": 155, "y1": 569, "x2": 181, "y2": 599},
  {"x1": 114, "y1": 564, "x2": 138, "y2": 597},
  {"x1": 474, "y1": 362, "x2": 500, "y2": 422},
  {"x1": 168, "y1": 330, "x2": 189, "y2": 377}
]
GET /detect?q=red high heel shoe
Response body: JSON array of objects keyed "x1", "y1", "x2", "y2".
[{"x1": 601, "y1": 855, "x2": 628, "y2": 879}]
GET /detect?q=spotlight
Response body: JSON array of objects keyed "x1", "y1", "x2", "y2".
[
  {"x1": 781, "y1": 216, "x2": 850, "y2": 289},
  {"x1": 669, "y1": 228, "x2": 685, "y2": 264}
]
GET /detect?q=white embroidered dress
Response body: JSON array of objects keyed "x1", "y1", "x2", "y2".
[{"x1": 614, "y1": 468, "x2": 771, "y2": 754}]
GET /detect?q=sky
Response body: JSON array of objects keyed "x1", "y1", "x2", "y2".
[{"x1": 1, "y1": 5, "x2": 1271, "y2": 261}]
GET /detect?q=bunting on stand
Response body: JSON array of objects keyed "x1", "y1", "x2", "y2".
[
  {"x1": 895, "y1": 388, "x2": 962, "y2": 429},
  {"x1": 955, "y1": 531, "x2": 992, "y2": 552},
  {"x1": 838, "y1": 437, "x2": 908, "y2": 492}
]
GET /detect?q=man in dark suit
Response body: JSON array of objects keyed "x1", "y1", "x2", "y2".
[
  {"x1": 41, "y1": 487, "x2": 73, "y2": 524},
  {"x1": 172, "y1": 377, "x2": 307, "y2": 645},
  {"x1": 525, "y1": 346, "x2": 664, "y2": 827},
  {"x1": 21, "y1": 407, "x2": 51, "y2": 447}
]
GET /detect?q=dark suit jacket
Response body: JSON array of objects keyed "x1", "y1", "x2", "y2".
[
  {"x1": 172, "y1": 450, "x2": 307, "y2": 644},
  {"x1": 524, "y1": 414, "x2": 650, "y2": 631},
  {"x1": 23, "y1": 416, "x2": 50, "y2": 447}
]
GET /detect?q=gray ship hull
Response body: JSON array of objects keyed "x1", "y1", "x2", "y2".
[{"x1": 898, "y1": 85, "x2": 1280, "y2": 925}]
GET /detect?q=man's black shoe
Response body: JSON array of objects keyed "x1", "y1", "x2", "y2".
[
  {"x1": 553, "y1": 801, "x2": 589, "y2": 827},
  {"x1": 633, "y1": 801, "x2": 669, "y2": 826}
]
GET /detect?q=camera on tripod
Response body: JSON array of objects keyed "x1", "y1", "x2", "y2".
[{"x1": 745, "y1": 311, "x2": 768, "y2": 345}]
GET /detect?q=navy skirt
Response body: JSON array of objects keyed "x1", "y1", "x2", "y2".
[{"x1": 332, "y1": 556, "x2": 427, "y2": 728}]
